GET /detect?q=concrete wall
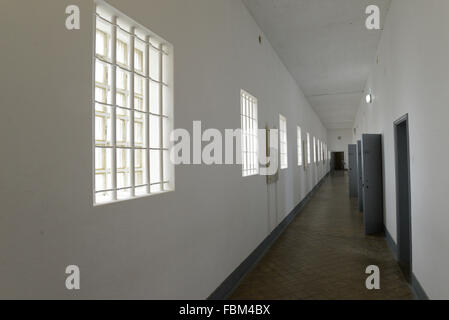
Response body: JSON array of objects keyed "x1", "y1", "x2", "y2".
[
  {"x1": 0, "y1": 0, "x2": 328, "y2": 299},
  {"x1": 327, "y1": 129, "x2": 353, "y2": 170},
  {"x1": 353, "y1": 0, "x2": 449, "y2": 299}
]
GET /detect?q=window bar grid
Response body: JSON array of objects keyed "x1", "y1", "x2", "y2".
[
  {"x1": 307, "y1": 133, "x2": 311, "y2": 164},
  {"x1": 320, "y1": 141, "x2": 323, "y2": 162},
  {"x1": 251, "y1": 99, "x2": 254, "y2": 173},
  {"x1": 246, "y1": 97, "x2": 250, "y2": 173},
  {"x1": 318, "y1": 141, "x2": 320, "y2": 163},
  {"x1": 252, "y1": 98, "x2": 256, "y2": 173},
  {"x1": 297, "y1": 127, "x2": 302, "y2": 166},
  {"x1": 95, "y1": 145, "x2": 167, "y2": 151},
  {"x1": 249, "y1": 101, "x2": 252, "y2": 171},
  {"x1": 318, "y1": 141, "x2": 320, "y2": 162},
  {"x1": 244, "y1": 100, "x2": 246, "y2": 174},
  {"x1": 96, "y1": 181, "x2": 170, "y2": 194},
  {"x1": 130, "y1": 27, "x2": 136, "y2": 197},
  {"x1": 240, "y1": 96, "x2": 244, "y2": 174},
  {"x1": 245, "y1": 97, "x2": 248, "y2": 173},
  {"x1": 248, "y1": 98, "x2": 251, "y2": 174},
  {"x1": 146, "y1": 35, "x2": 151, "y2": 194},
  {"x1": 94, "y1": 100, "x2": 168, "y2": 117},
  {"x1": 159, "y1": 42, "x2": 164, "y2": 191},
  {"x1": 93, "y1": 6, "x2": 97, "y2": 201},
  {"x1": 95, "y1": 13, "x2": 169, "y2": 55},
  {"x1": 111, "y1": 16, "x2": 118, "y2": 201},
  {"x1": 94, "y1": 4, "x2": 173, "y2": 204},
  {"x1": 249, "y1": 99, "x2": 252, "y2": 174},
  {"x1": 279, "y1": 115, "x2": 288, "y2": 169},
  {"x1": 240, "y1": 91, "x2": 258, "y2": 177},
  {"x1": 253, "y1": 101, "x2": 259, "y2": 174},
  {"x1": 95, "y1": 55, "x2": 168, "y2": 86},
  {"x1": 244, "y1": 97, "x2": 247, "y2": 174},
  {"x1": 250, "y1": 97, "x2": 253, "y2": 173}
]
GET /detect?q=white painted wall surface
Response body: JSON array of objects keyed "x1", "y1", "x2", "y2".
[
  {"x1": 327, "y1": 129, "x2": 353, "y2": 170},
  {"x1": 353, "y1": 0, "x2": 449, "y2": 299},
  {"x1": 0, "y1": 0, "x2": 328, "y2": 299}
]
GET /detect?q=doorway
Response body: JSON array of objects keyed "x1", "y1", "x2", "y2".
[
  {"x1": 361, "y1": 134, "x2": 384, "y2": 235},
  {"x1": 357, "y1": 140, "x2": 363, "y2": 212},
  {"x1": 333, "y1": 152, "x2": 345, "y2": 171},
  {"x1": 394, "y1": 114, "x2": 412, "y2": 281},
  {"x1": 348, "y1": 145, "x2": 358, "y2": 197}
]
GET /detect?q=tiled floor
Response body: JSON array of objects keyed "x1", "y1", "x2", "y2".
[{"x1": 230, "y1": 172, "x2": 414, "y2": 300}]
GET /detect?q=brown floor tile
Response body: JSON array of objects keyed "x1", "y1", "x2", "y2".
[{"x1": 230, "y1": 172, "x2": 414, "y2": 300}]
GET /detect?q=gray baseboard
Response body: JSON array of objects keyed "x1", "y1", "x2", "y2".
[
  {"x1": 384, "y1": 227, "x2": 398, "y2": 260},
  {"x1": 383, "y1": 226, "x2": 429, "y2": 300},
  {"x1": 411, "y1": 273, "x2": 429, "y2": 300},
  {"x1": 208, "y1": 173, "x2": 330, "y2": 300}
]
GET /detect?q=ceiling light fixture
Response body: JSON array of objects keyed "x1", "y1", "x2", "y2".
[{"x1": 365, "y1": 93, "x2": 373, "y2": 104}]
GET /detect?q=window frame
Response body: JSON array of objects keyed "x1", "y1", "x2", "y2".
[
  {"x1": 93, "y1": 1, "x2": 174, "y2": 205},
  {"x1": 279, "y1": 115, "x2": 288, "y2": 170},
  {"x1": 240, "y1": 90, "x2": 259, "y2": 177},
  {"x1": 321, "y1": 141, "x2": 324, "y2": 162},
  {"x1": 307, "y1": 133, "x2": 311, "y2": 165},
  {"x1": 297, "y1": 126, "x2": 303, "y2": 166}
]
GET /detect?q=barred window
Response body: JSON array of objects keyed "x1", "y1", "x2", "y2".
[
  {"x1": 321, "y1": 141, "x2": 324, "y2": 161},
  {"x1": 317, "y1": 139, "x2": 322, "y2": 162},
  {"x1": 297, "y1": 126, "x2": 303, "y2": 166},
  {"x1": 94, "y1": 2, "x2": 174, "y2": 205},
  {"x1": 241, "y1": 90, "x2": 259, "y2": 177},
  {"x1": 307, "y1": 133, "x2": 311, "y2": 164},
  {"x1": 279, "y1": 115, "x2": 288, "y2": 169}
]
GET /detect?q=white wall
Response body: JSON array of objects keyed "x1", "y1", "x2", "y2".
[
  {"x1": 353, "y1": 0, "x2": 449, "y2": 299},
  {"x1": 327, "y1": 129, "x2": 353, "y2": 169},
  {"x1": 0, "y1": 0, "x2": 328, "y2": 299}
]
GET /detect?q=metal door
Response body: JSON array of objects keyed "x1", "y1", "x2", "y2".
[
  {"x1": 362, "y1": 134, "x2": 384, "y2": 235},
  {"x1": 357, "y1": 140, "x2": 363, "y2": 212},
  {"x1": 348, "y1": 144, "x2": 358, "y2": 197}
]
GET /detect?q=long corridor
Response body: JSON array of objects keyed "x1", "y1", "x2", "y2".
[{"x1": 230, "y1": 173, "x2": 414, "y2": 300}]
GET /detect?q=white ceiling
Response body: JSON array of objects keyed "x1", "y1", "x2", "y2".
[{"x1": 242, "y1": 0, "x2": 391, "y2": 129}]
